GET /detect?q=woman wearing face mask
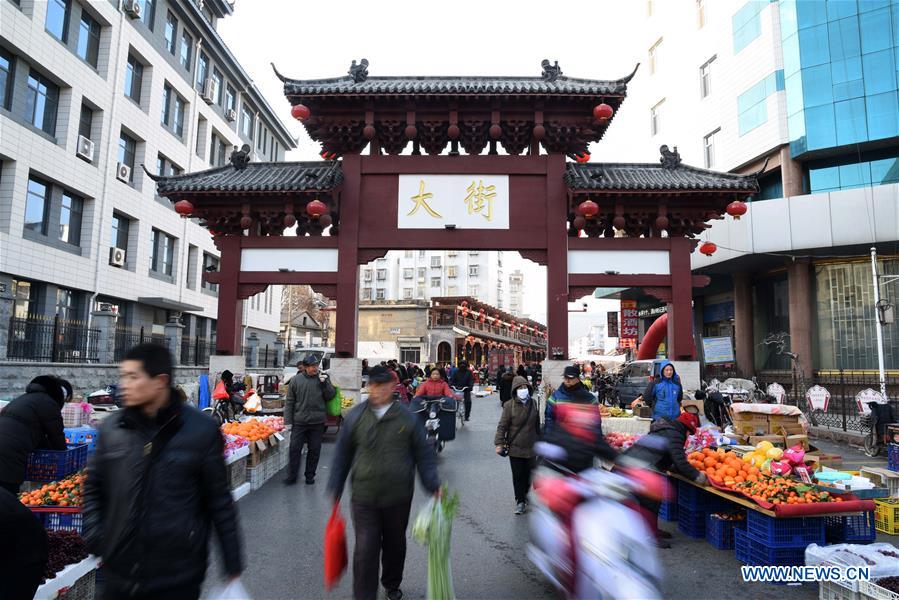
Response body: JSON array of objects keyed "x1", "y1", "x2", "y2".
[{"x1": 494, "y1": 376, "x2": 542, "y2": 515}]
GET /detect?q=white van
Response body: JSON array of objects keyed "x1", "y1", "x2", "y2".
[{"x1": 282, "y1": 347, "x2": 334, "y2": 383}]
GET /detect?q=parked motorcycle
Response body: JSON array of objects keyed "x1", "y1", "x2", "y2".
[
  {"x1": 528, "y1": 445, "x2": 664, "y2": 599},
  {"x1": 411, "y1": 395, "x2": 457, "y2": 453},
  {"x1": 862, "y1": 399, "x2": 896, "y2": 457}
]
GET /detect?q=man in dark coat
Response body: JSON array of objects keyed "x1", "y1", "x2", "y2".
[
  {"x1": 498, "y1": 370, "x2": 515, "y2": 405},
  {"x1": 450, "y1": 360, "x2": 475, "y2": 421},
  {"x1": 284, "y1": 354, "x2": 336, "y2": 485},
  {"x1": 83, "y1": 344, "x2": 243, "y2": 599},
  {"x1": 0, "y1": 486, "x2": 48, "y2": 600},
  {"x1": 0, "y1": 375, "x2": 70, "y2": 495},
  {"x1": 544, "y1": 365, "x2": 596, "y2": 432},
  {"x1": 328, "y1": 365, "x2": 440, "y2": 600}
]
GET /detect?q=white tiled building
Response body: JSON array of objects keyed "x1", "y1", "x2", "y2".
[
  {"x1": 360, "y1": 250, "x2": 511, "y2": 310},
  {"x1": 0, "y1": 0, "x2": 294, "y2": 346},
  {"x1": 508, "y1": 269, "x2": 523, "y2": 317}
]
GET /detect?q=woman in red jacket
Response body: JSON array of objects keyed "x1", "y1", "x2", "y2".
[{"x1": 415, "y1": 368, "x2": 454, "y2": 398}]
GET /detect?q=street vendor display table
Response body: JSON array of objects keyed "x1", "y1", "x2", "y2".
[
  {"x1": 34, "y1": 555, "x2": 100, "y2": 600},
  {"x1": 602, "y1": 416, "x2": 652, "y2": 435}
]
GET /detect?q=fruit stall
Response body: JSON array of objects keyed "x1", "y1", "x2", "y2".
[{"x1": 221, "y1": 416, "x2": 289, "y2": 493}]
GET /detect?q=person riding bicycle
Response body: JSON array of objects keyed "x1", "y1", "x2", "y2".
[
  {"x1": 450, "y1": 360, "x2": 475, "y2": 422},
  {"x1": 415, "y1": 368, "x2": 454, "y2": 398}
]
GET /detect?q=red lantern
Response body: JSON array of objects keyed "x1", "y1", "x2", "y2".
[
  {"x1": 726, "y1": 200, "x2": 748, "y2": 220},
  {"x1": 174, "y1": 199, "x2": 194, "y2": 217},
  {"x1": 461, "y1": 300, "x2": 468, "y2": 307},
  {"x1": 283, "y1": 214, "x2": 297, "y2": 227},
  {"x1": 578, "y1": 200, "x2": 599, "y2": 219},
  {"x1": 319, "y1": 214, "x2": 333, "y2": 228},
  {"x1": 699, "y1": 241, "x2": 717, "y2": 256},
  {"x1": 306, "y1": 199, "x2": 327, "y2": 219},
  {"x1": 572, "y1": 216, "x2": 587, "y2": 231},
  {"x1": 575, "y1": 152, "x2": 591, "y2": 163},
  {"x1": 593, "y1": 103, "x2": 614, "y2": 122},
  {"x1": 239, "y1": 215, "x2": 253, "y2": 230},
  {"x1": 291, "y1": 104, "x2": 311, "y2": 121}
]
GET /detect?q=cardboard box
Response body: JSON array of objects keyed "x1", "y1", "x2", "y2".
[
  {"x1": 733, "y1": 410, "x2": 767, "y2": 421},
  {"x1": 749, "y1": 435, "x2": 786, "y2": 448},
  {"x1": 768, "y1": 413, "x2": 801, "y2": 427},
  {"x1": 734, "y1": 415, "x2": 769, "y2": 436},
  {"x1": 785, "y1": 434, "x2": 810, "y2": 451},
  {"x1": 807, "y1": 452, "x2": 843, "y2": 468}
]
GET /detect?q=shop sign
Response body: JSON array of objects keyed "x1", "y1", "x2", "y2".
[
  {"x1": 607, "y1": 312, "x2": 619, "y2": 338},
  {"x1": 619, "y1": 300, "x2": 638, "y2": 349},
  {"x1": 389, "y1": 328, "x2": 401, "y2": 334},
  {"x1": 856, "y1": 388, "x2": 887, "y2": 415},
  {"x1": 701, "y1": 336, "x2": 734, "y2": 364},
  {"x1": 637, "y1": 305, "x2": 667, "y2": 318},
  {"x1": 766, "y1": 382, "x2": 786, "y2": 404},
  {"x1": 806, "y1": 385, "x2": 831, "y2": 413},
  {"x1": 397, "y1": 175, "x2": 510, "y2": 229}
]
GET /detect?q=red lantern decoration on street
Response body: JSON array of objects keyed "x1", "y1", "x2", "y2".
[
  {"x1": 578, "y1": 200, "x2": 599, "y2": 219},
  {"x1": 593, "y1": 103, "x2": 614, "y2": 122},
  {"x1": 239, "y1": 215, "x2": 253, "y2": 230},
  {"x1": 575, "y1": 152, "x2": 591, "y2": 163},
  {"x1": 306, "y1": 199, "x2": 327, "y2": 219},
  {"x1": 726, "y1": 200, "x2": 748, "y2": 220},
  {"x1": 174, "y1": 199, "x2": 194, "y2": 217},
  {"x1": 699, "y1": 241, "x2": 718, "y2": 256},
  {"x1": 291, "y1": 104, "x2": 311, "y2": 121}
]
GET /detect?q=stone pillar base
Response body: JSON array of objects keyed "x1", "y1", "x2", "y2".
[
  {"x1": 328, "y1": 357, "x2": 363, "y2": 409},
  {"x1": 209, "y1": 355, "x2": 246, "y2": 378}
]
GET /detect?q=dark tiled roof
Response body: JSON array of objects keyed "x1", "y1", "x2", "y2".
[
  {"x1": 565, "y1": 163, "x2": 759, "y2": 192},
  {"x1": 152, "y1": 161, "x2": 343, "y2": 195},
  {"x1": 283, "y1": 76, "x2": 629, "y2": 97}
]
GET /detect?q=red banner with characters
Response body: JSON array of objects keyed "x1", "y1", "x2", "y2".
[{"x1": 620, "y1": 300, "x2": 638, "y2": 349}]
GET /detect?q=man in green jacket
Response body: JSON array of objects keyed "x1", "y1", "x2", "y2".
[
  {"x1": 328, "y1": 365, "x2": 440, "y2": 600},
  {"x1": 284, "y1": 355, "x2": 335, "y2": 485}
]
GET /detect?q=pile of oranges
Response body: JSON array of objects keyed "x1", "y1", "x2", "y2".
[
  {"x1": 221, "y1": 420, "x2": 275, "y2": 442},
  {"x1": 687, "y1": 448, "x2": 761, "y2": 487},
  {"x1": 19, "y1": 472, "x2": 85, "y2": 507}
]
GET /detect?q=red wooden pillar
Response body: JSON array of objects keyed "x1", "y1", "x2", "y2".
[
  {"x1": 215, "y1": 235, "x2": 244, "y2": 355},
  {"x1": 667, "y1": 237, "x2": 695, "y2": 360},
  {"x1": 545, "y1": 155, "x2": 569, "y2": 359},
  {"x1": 335, "y1": 154, "x2": 361, "y2": 357}
]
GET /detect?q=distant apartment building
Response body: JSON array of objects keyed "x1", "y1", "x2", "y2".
[
  {"x1": 508, "y1": 269, "x2": 524, "y2": 317},
  {"x1": 0, "y1": 0, "x2": 295, "y2": 352}
]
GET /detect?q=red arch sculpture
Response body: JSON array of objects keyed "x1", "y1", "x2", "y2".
[{"x1": 636, "y1": 313, "x2": 668, "y2": 360}]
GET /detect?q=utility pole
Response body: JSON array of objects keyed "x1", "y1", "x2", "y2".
[{"x1": 871, "y1": 246, "x2": 887, "y2": 397}]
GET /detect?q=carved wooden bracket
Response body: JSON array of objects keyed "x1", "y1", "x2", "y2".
[
  {"x1": 238, "y1": 284, "x2": 269, "y2": 300},
  {"x1": 642, "y1": 287, "x2": 672, "y2": 303}
]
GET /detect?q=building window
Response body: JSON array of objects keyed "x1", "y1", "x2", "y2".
[
  {"x1": 56, "y1": 288, "x2": 75, "y2": 320},
  {"x1": 45, "y1": 0, "x2": 70, "y2": 42},
  {"x1": 111, "y1": 211, "x2": 129, "y2": 250},
  {"x1": 447, "y1": 266, "x2": 458, "y2": 278},
  {"x1": 419, "y1": 250, "x2": 426, "y2": 258},
  {"x1": 447, "y1": 285, "x2": 458, "y2": 295},
  {"x1": 700, "y1": 56, "x2": 715, "y2": 98},
  {"x1": 125, "y1": 53, "x2": 143, "y2": 103},
  {"x1": 0, "y1": 48, "x2": 12, "y2": 110},
  {"x1": 400, "y1": 347, "x2": 421, "y2": 364},
  {"x1": 703, "y1": 128, "x2": 719, "y2": 168},
  {"x1": 430, "y1": 256, "x2": 441, "y2": 267},
  {"x1": 12, "y1": 280, "x2": 35, "y2": 319},
  {"x1": 164, "y1": 11, "x2": 177, "y2": 54},
  {"x1": 212, "y1": 68, "x2": 223, "y2": 105},
  {"x1": 468, "y1": 250, "x2": 479, "y2": 256},
  {"x1": 361, "y1": 287, "x2": 372, "y2": 300},
  {"x1": 78, "y1": 103, "x2": 93, "y2": 140},
  {"x1": 209, "y1": 133, "x2": 226, "y2": 166},
  {"x1": 225, "y1": 84, "x2": 236, "y2": 114},
  {"x1": 403, "y1": 268, "x2": 413, "y2": 279},
  {"x1": 202, "y1": 253, "x2": 219, "y2": 292},
  {"x1": 196, "y1": 52, "x2": 209, "y2": 91},
  {"x1": 417, "y1": 267, "x2": 426, "y2": 280},
  {"x1": 403, "y1": 288, "x2": 413, "y2": 299},
  {"x1": 430, "y1": 277, "x2": 441, "y2": 288},
  {"x1": 470, "y1": 285, "x2": 479, "y2": 297},
  {"x1": 469, "y1": 265, "x2": 479, "y2": 277},
  {"x1": 649, "y1": 38, "x2": 662, "y2": 74},
  {"x1": 416, "y1": 286, "x2": 425, "y2": 298},
  {"x1": 179, "y1": 30, "x2": 192, "y2": 70},
  {"x1": 404, "y1": 250, "x2": 413, "y2": 259},
  {"x1": 76, "y1": 11, "x2": 100, "y2": 67},
  {"x1": 161, "y1": 84, "x2": 171, "y2": 125},
  {"x1": 240, "y1": 105, "x2": 254, "y2": 138},
  {"x1": 59, "y1": 192, "x2": 83, "y2": 245},
  {"x1": 150, "y1": 228, "x2": 175, "y2": 276},
  {"x1": 156, "y1": 153, "x2": 182, "y2": 177},
  {"x1": 173, "y1": 96, "x2": 185, "y2": 138},
  {"x1": 375, "y1": 289, "x2": 386, "y2": 300},
  {"x1": 140, "y1": 0, "x2": 155, "y2": 30},
  {"x1": 161, "y1": 84, "x2": 185, "y2": 138},
  {"x1": 25, "y1": 71, "x2": 59, "y2": 136},
  {"x1": 733, "y1": 0, "x2": 765, "y2": 54},
  {"x1": 737, "y1": 71, "x2": 784, "y2": 136},
  {"x1": 24, "y1": 177, "x2": 49, "y2": 234},
  {"x1": 363, "y1": 269, "x2": 372, "y2": 282},
  {"x1": 118, "y1": 131, "x2": 136, "y2": 182},
  {"x1": 376, "y1": 269, "x2": 387, "y2": 281},
  {"x1": 650, "y1": 99, "x2": 664, "y2": 136},
  {"x1": 697, "y1": 0, "x2": 706, "y2": 28}
]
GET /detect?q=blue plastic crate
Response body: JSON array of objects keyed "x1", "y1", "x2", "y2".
[
  {"x1": 659, "y1": 500, "x2": 678, "y2": 522},
  {"x1": 677, "y1": 506, "x2": 707, "y2": 538},
  {"x1": 889, "y1": 444, "x2": 899, "y2": 471},
  {"x1": 746, "y1": 511, "x2": 825, "y2": 548},
  {"x1": 32, "y1": 509, "x2": 83, "y2": 533},
  {"x1": 748, "y1": 537, "x2": 806, "y2": 567},
  {"x1": 64, "y1": 427, "x2": 98, "y2": 453},
  {"x1": 676, "y1": 480, "x2": 729, "y2": 511},
  {"x1": 734, "y1": 529, "x2": 751, "y2": 563},
  {"x1": 25, "y1": 444, "x2": 88, "y2": 482},
  {"x1": 705, "y1": 513, "x2": 746, "y2": 550},
  {"x1": 825, "y1": 511, "x2": 877, "y2": 544}
]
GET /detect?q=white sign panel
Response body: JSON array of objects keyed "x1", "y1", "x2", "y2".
[
  {"x1": 567, "y1": 250, "x2": 670, "y2": 275},
  {"x1": 856, "y1": 388, "x2": 887, "y2": 415},
  {"x1": 701, "y1": 337, "x2": 734, "y2": 364},
  {"x1": 397, "y1": 175, "x2": 509, "y2": 229},
  {"x1": 241, "y1": 248, "x2": 338, "y2": 272},
  {"x1": 805, "y1": 385, "x2": 831, "y2": 413}
]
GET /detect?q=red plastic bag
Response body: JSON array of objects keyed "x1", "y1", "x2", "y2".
[
  {"x1": 324, "y1": 503, "x2": 347, "y2": 590},
  {"x1": 212, "y1": 381, "x2": 229, "y2": 400}
]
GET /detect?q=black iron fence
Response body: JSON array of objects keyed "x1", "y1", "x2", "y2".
[
  {"x1": 114, "y1": 327, "x2": 167, "y2": 363},
  {"x1": 7, "y1": 316, "x2": 100, "y2": 363},
  {"x1": 242, "y1": 344, "x2": 281, "y2": 368},
  {"x1": 180, "y1": 336, "x2": 212, "y2": 366}
]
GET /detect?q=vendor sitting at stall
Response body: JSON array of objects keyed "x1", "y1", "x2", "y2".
[
  {"x1": 623, "y1": 410, "x2": 707, "y2": 548},
  {"x1": 415, "y1": 368, "x2": 454, "y2": 398}
]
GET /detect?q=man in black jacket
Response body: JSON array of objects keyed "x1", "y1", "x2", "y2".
[
  {"x1": 83, "y1": 344, "x2": 243, "y2": 599},
  {"x1": 0, "y1": 486, "x2": 48, "y2": 600},
  {"x1": 450, "y1": 360, "x2": 475, "y2": 421},
  {"x1": 0, "y1": 375, "x2": 70, "y2": 495}
]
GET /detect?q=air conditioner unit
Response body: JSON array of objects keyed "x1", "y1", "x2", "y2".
[
  {"x1": 109, "y1": 247, "x2": 126, "y2": 267},
  {"x1": 201, "y1": 79, "x2": 216, "y2": 104},
  {"x1": 123, "y1": 0, "x2": 142, "y2": 18},
  {"x1": 116, "y1": 162, "x2": 131, "y2": 183},
  {"x1": 76, "y1": 135, "x2": 95, "y2": 162},
  {"x1": 225, "y1": 108, "x2": 237, "y2": 122}
]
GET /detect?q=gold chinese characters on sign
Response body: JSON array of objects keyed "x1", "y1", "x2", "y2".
[{"x1": 397, "y1": 175, "x2": 509, "y2": 229}]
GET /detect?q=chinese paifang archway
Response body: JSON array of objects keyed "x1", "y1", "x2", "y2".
[{"x1": 149, "y1": 59, "x2": 759, "y2": 378}]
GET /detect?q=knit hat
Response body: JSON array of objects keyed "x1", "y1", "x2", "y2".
[
  {"x1": 26, "y1": 375, "x2": 67, "y2": 406},
  {"x1": 511, "y1": 376, "x2": 530, "y2": 392},
  {"x1": 563, "y1": 366, "x2": 580, "y2": 379},
  {"x1": 676, "y1": 412, "x2": 700, "y2": 434},
  {"x1": 367, "y1": 365, "x2": 394, "y2": 383}
]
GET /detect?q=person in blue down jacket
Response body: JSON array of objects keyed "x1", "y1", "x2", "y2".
[{"x1": 641, "y1": 360, "x2": 683, "y2": 421}]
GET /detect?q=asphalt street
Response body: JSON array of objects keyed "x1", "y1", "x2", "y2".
[{"x1": 201, "y1": 394, "x2": 862, "y2": 599}]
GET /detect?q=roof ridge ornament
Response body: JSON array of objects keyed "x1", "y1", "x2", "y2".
[
  {"x1": 348, "y1": 59, "x2": 369, "y2": 83},
  {"x1": 541, "y1": 59, "x2": 562, "y2": 82},
  {"x1": 659, "y1": 145, "x2": 681, "y2": 169},
  {"x1": 229, "y1": 144, "x2": 252, "y2": 170}
]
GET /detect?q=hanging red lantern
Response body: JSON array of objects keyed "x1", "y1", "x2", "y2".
[
  {"x1": 291, "y1": 104, "x2": 311, "y2": 121},
  {"x1": 726, "y1": 200, "x2": 748, "y2": 220},
  {"x1": 572, "y1": 216, "x2": 587, "y2": 231},
  {"x1": 578, "y1": 200, "x2": 599, "y2": 219},
  {"x1": 699, "y1": 241, "x2": 718, "y2": 256},
  {"x1": 306, "y1": 199, "x2": 327, "y2": 219},
  {"x1": 575, "y1": 152, "x2": 591, "y2": 163},
  {"x1": 593, "y1": 103, "x2": 614, "y2": 122},
  {"x1": 174, "y1": 199, "x2": 194, "y2": 217},
  {"x1": 283, "y1": 213, "x2": 297, "y2": 228},
  {"x1": 319, "y1": 214, "x2": 333, "y2": 228},
  {"x1": 239, "y1": 215, "x2": 253, "y2": 230}
]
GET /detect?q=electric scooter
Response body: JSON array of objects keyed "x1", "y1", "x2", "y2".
[{"x1": 411, "y1": 395, "x2": 456, "y2": 453}]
